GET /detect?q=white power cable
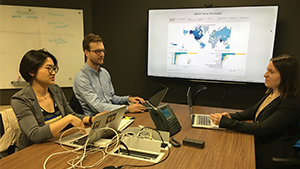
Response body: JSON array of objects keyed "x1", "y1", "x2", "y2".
[{"x1": 43, "y1": 126, "x2": 123, "y2": 169}]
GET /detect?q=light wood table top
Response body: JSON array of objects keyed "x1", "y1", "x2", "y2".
[{"x1": 0, "y1": 103, "x2": 255, "y2": 169}]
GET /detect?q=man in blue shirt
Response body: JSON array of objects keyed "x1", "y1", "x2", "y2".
[{"x1": 73, "y1": 33, "x2": 146, "y2": 116}]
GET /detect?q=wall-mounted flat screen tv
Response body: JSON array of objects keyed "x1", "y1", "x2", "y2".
[{"x1": 147, "y1": 6, "x2": 279, "y2": 83}]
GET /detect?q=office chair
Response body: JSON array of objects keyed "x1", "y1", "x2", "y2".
[
  {"x1": 69, "y1": 94, "x2": 84, "y2": 114},
  {"x1": 272, "y1": 121, "x2": 300, "y2": 167},
  {"x1": 191, "y1": 84, "x2": 207, "y2": 105},
  {"x1": 0, "y1": 113, "x2": 9, "y2": 159},
  {"x1": 0, "y1": 109, "x2": 21, "y2": 158}
]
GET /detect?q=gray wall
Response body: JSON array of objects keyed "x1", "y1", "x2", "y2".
[{"x1": 1, "y1": 0, "x2": 300, "y2": 110}]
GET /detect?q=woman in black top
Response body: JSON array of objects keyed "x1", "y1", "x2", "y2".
[{"x1": 210, "y1": 54, "x2": 300, "y2": 169}]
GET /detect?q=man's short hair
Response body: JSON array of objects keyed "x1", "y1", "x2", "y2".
[{"x1": 82, "y1": 33, "x2": 103, "y2": 52}]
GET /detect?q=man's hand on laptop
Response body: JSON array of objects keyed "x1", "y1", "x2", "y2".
[
  {"x1": 128, "y1": 103, "x2": 146, "y2": 113},
  {"x1": 128, "y1": 96, "x2": 145, "y2": 104}
]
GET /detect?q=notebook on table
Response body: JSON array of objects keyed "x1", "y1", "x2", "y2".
[
  {"x1": 187, "y1": 87, "x2": 224, "y2": 130},
  {"x1": 55, "y1": 105, "x2": 126, "y2": 149},
  {"x1": 118, "y1": 116, "x2": 135, "y2": 131}
]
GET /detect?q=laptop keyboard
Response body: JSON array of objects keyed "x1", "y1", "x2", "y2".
[
  {"x1": 143, "y1": 101, "x2": 151, "y2": 108},
  {"x1": 196, "y1": 115, "x2": 211, "y2": 126},
  {"x1": 72, "y1": 135, "x2": 88, "y2": 145}
]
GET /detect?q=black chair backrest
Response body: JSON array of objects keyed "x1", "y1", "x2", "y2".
[
  {"x1": 272, "y1": 120, "x2": 300, "y2": 166},
  {"x1": 69, "y1": 95, "x2": 84, "y2": 115},
  {"x1": 0, "y1": 113, "x2": 4, "y2": 136}
]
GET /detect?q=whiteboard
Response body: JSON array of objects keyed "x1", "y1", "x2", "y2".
[{"x1": 0, "y1": 5, "x2": 84, "y2": 89}]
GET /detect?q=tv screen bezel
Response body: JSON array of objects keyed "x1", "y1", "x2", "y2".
[{"x1": 147, "y1": 5, "x2": 279, "y2": 84}]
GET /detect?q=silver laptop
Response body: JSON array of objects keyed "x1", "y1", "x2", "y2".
[
  {"x1": 187, "y1": 87, "x2": 223, "y2": 130},
  {"x1": 55, "y1": 105, "x2": 126, "y2": 148},
  {"x1": 143, "y1": 83, "x2": 169, "y2": 109}
]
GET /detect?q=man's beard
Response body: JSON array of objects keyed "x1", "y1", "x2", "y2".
[{"x1": 91, "y1": 58, "x2": 103, "y2": 66}]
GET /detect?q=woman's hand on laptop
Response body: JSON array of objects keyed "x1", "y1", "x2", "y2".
[
  {"x1": 221, "y1": 112, "x2": 231, "y2": 118},
  {"x1": 129, "y1": 96, "x2": 145, "y2": 104},
  {"x1": 92, "y1": 111, "x2": 109, "y2": 123},
  {"x1": 95, "y1": 110, "x2": 108, "y2": 117},
  {"x1": 66, "y1": 115, "x2": 87, "y2": 135},
  {"x1": 210, "y1": 112, "x2": 231, "y2": 125},
  {"x1": 210, "y1": 113, "x2": 222, "y2": 125}
]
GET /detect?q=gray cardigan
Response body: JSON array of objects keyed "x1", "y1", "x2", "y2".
[{"x1": 11, "y1": 84, "x2": 85, "y2": 150}]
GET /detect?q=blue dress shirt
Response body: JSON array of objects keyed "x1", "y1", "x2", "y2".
[{"x1": 73, "y1": 63, "x2": 129, "y2": 116}]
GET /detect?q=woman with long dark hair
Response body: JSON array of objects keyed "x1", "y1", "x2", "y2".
[{"x1": 210, "y1": 54, "x2": 300, "y2": 169}]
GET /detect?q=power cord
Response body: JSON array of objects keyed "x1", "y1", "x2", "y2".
[
  {"x1": 43, "y1": 147, "x2": 82, "y2": 169},
  {"x1": 170, "y1": 137, "x2": 181, "y2": 147},
  {"x1": 43, "y1": 126, "x2": 121, "y2": 169},
  {"x1": 43, "y1": 127, "x2": 89, "y2": 169},
  {"x1": 67, "y1": 127, "x2": 120, "y2": 169}
]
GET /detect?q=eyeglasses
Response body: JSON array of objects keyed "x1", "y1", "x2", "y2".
[
  {"x1": 90, "y1": 49, "x2": 107, "y2": 55},
  {"x1": 46, "y1": 66, "x2": 59, "y2": 74}
]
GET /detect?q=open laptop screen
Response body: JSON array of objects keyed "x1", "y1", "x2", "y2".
[
  {"x1": 148, "y1": 84, "x2": 169, "y2": 107},
  {"x1": 187, "y1": 87, "x2": 194, "y2": 117}
]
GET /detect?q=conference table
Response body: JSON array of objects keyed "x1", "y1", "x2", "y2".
[{"x1": 0, "y1": 103, "x2": 255, "y2": 169}]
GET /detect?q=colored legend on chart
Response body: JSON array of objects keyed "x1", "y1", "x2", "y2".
[
  {"x1": 174, "y1": 52, "x2": 197, "y2": 65},
  {"x1": 221, "y1": 53, "x2": 245, "y2": 63}
]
